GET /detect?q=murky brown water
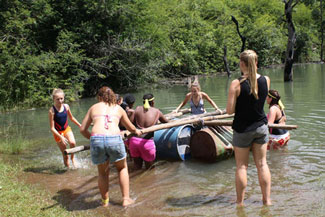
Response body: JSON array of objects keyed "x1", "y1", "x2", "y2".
[{"x1": 1, "y1": 63, "x2": 325, "y2": 216}]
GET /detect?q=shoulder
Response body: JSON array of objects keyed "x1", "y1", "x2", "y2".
[
  {"x1": 200, "y1": 92, "x2": 209, "y2": 98},
  {"x1": 49, "y1": 106, "x2": 54, "y2": 114},
  {"x1": 230, "y1": 79, "x2": 240, "y2": 89},
  {"x1": 269, "y1": 105, "x2": 280, "y2": 113},
  {"x1": 200, "y1": 91, "x2": 208, "y2": 96},
  {"x1": 135, "y1": 106, "x2": 142, "y2": 112},
  {"x1": 64, "y1": 104, "x2": 70, "y2": 110},
  {"x1": 185, "y1": 92, "x2": 192, "y2": 98}
]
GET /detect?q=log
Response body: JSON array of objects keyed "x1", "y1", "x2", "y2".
[
  {"x1": 170, "y1": 110, "x2": 227, "y2": 122},
  {"x1": 204, "y1": 120, "x2": 298, "y2": 129},
  {"x1": 164, "y1": 108, "x2": 191, "y2": 120},
  {"x1": 64, "y1": 145, "x2": 90, "y2": 155}
]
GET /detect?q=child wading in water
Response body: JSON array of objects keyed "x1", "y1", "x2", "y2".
[{"x1": 49, "y1": 88, "x2": 81, "y2": 168}]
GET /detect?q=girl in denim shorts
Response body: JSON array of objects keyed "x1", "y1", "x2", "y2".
[{"x1": 80, "y1": 86, "x2": 141, "y2": 207}]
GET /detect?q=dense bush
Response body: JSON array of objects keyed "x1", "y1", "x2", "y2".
[{"x1": 0, "y1": 0, "x2": 323, "y2": 110}]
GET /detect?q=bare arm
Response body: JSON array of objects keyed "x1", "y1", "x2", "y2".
[
  {"x1": 66, "y1": 104, "x2": 81, "y2": 128},
  {"x1": 265, "y1": 75, "x2": 271, "y2": 90},
  {"x1": 127, "y1": 109, "x2": 135, "y2": 124},
  {"x1": 120, "y1": 108, "x2": 141, "y2": 135},
  {"x1": 201, "y1": 92, "x2": 221, "y2": 112},
  {"x1": 174, "y1": 93, "x2": 191, "y2": 113},
  {"x1": 80, "y1": 109, "x2": 92, "y2": 139},
  {"x1": 267, "y1": 106, "x2": 277, "y2": 125},
  {"x1": 158, "y1": 110, "x2": 169, "y2": 123},
  {"x1": 226, "y1": 79, "x2": 240, "y2": 115}
]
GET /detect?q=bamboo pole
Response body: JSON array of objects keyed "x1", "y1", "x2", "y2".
[
  {"x1": 164, "y1": 108, "x2": 191, "y2": 120},
  {"x1": 204, "y1": 120, "x2": 298, "y2": 130},
  {"x1": 170, "y1": 109, "x2": 227, "y2": 121}
]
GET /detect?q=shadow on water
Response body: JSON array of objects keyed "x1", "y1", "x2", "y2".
[
  {"x1": 24, "y1": 166, "x2": 67, "y2": 175},
  {"x1": 166, "y1": 194, "x2": 235, "y2": 207},
  {"x1": 41, "y1": 188, "x2": 100, "y2": 211}
]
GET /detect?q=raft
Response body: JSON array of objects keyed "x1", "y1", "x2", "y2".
[
  {"x1": 189, "y1": 126, "x2": 234, "y2": 162},
  {"x1": 154, "y1": 124, "x2": 194, "y2": 161}
]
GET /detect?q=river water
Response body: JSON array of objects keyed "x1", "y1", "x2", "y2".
[{"x1": 1, "y1": 63, "x2": 325, "y2": 216}]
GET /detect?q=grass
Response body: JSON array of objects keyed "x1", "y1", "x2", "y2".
[
  {"x1": 0, "y1": 123, "x2": 34, "y2": 154},
  {"x1": 0, "y1": 125, "x2": 87, "y2": 216},
  {"x1": 0, "y1": 161, "x2": 84, "y2": 217}
]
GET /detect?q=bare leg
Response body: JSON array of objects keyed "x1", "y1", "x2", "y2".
[
  {"x1": 144, "y1": 160, "x2": 155, "y2": 169},
  {"x1": 56, "y1": 141, "x2": 69, "y2": 167},
  {"x1": 252, "y1": 143, "x2": 272, "y2": 206},
  {"x1": 97, "y1": 161, "x2": 110, "y2": 207},
  {"x1": 234, "y1": 146, "x2": 250, "y2": 206},
  {"x1": 65, "y1": 131, "x2": 76, "y2": 167},
  {"x1": 114, "y1": 158, "x2": 134, "y2": 207},
  {"x1": 133, "y1": 157, "x2": 143, "y2": 170}
]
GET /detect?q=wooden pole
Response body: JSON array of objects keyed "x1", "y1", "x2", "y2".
[
  {"x1": 164, "y1": 108, "x2": 191, "y2": 119},
  {"x1": 204, "y1": 120, "x2": 298, "y2": 130},
  {"x1": 64, "y1": 144, "x2": 90, "y2": 155},
  {"x1": 170, "y1": 109, "x2": 226, "y2": 122}
]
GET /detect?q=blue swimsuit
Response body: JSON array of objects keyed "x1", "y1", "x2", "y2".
[
  {"x1": 190, "y1": 98, "x2": 204, "y2": 114},
  {"x1": 53, "y1": 105, "x2": 68, "y2": 131}
]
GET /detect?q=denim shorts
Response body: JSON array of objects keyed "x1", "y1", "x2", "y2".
[
  {"x1": 233, "y1": 124, "x2": 269, "y2": 148},
  {"x1": 90, "y1": 135, "x2": 126, "y2": 165}
]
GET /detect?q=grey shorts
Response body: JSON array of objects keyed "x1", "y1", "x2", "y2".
[
  {"x1": 233, "y1": 124, "x2": 269, "y2": 148},
  {"x1": 90, "y1": 135, "x2": 126, "y2": 165}
]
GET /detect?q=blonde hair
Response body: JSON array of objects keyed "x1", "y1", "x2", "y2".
[
  {"x1": 52, "y1": 88, "x2": 65, "y2": 100},
  {"x1": 190, "y1": 82, "x2": 201, "y2": 92},
  {"x1": 240, "y1": 50, "x2": 258, "y2": 99}
]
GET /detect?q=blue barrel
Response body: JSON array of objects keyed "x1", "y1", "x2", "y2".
[{"x1": 154, "y1": 124, "x2": 194, "y2": 161}]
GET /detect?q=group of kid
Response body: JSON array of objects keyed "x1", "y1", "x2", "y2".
[{"x1": 49, "y1": 49, "x2": 290, "y2": 208}]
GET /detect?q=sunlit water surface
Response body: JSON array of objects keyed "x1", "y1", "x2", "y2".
[{"x1": 1, "y1": 63, "x2": 325, "y2": 216}]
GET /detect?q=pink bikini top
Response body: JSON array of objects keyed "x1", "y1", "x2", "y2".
[{"x1": 93, "y1": 105, "x2": 121, "y2": 129}]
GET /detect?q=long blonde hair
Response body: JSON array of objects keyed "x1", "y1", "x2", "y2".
[{"x1": 240, "y1": 50, "x2": 258, "y2": 99}]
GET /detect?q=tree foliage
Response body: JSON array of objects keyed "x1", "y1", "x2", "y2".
[{"x1": 0, "y1": 0, "x2": 322, "y2": 109}]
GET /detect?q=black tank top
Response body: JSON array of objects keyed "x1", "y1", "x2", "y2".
[{"x1": 232, "y1": 75, "x2": 268, "y2": 133}]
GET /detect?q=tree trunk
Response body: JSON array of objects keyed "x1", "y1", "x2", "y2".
[
  {"x1": 283, "y1": 0, "x2": 297, "y2": 82},
  {"x1": 223, "y1": 45, "x2": 231, "y2": 77},
  {"x1": 321, "y1": 0, "x2": 324, "y2": 61},
  {"x1": 231, "y1": 16, "x2": 246, "y2": 52}
]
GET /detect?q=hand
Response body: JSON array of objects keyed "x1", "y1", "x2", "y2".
[
  {"x1": 60, "y1": 135, "x2": 69, "y2": 146},
  {"x1": 135, "y1": 129, "x2": 142, "y2": 136},
  {"x1": 215, "y1": 108, "x2": 223, "y2": 114},
  {"x1": 173, "y1": 109, "x2": 179, "y2": 113}
]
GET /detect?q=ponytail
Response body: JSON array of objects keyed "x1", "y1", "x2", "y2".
[{"x1": 240, "y1": 50, "x2": 259, "y2": 99}]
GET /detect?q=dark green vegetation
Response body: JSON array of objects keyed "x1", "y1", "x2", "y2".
[{"x1": 0, "y1": 0, "x2": 323, "y2": 110}]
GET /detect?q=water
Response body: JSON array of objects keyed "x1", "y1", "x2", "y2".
[{"x1": 1, "y1": 64, "x2": 325, "y2": 216}]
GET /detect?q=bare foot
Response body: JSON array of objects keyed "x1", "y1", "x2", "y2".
[
  {"x1": 236, "y1": 202, "x2": 244, "y2": 208},
  {"x1": 263, "y1": 200, "x2": 272, "y2": 206},
  {"x1": 122, "y1": 197, "x2": 135, "y2": 207},
  {"x1": 64, "y1": 162, "x2": 70, "y2": 169},
  {"x1": 101, "y1": 198, "x2": 109, "y2": 207},
  {"x1": 71, "y1": 159, "x2": 76, "y2": 169}
]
